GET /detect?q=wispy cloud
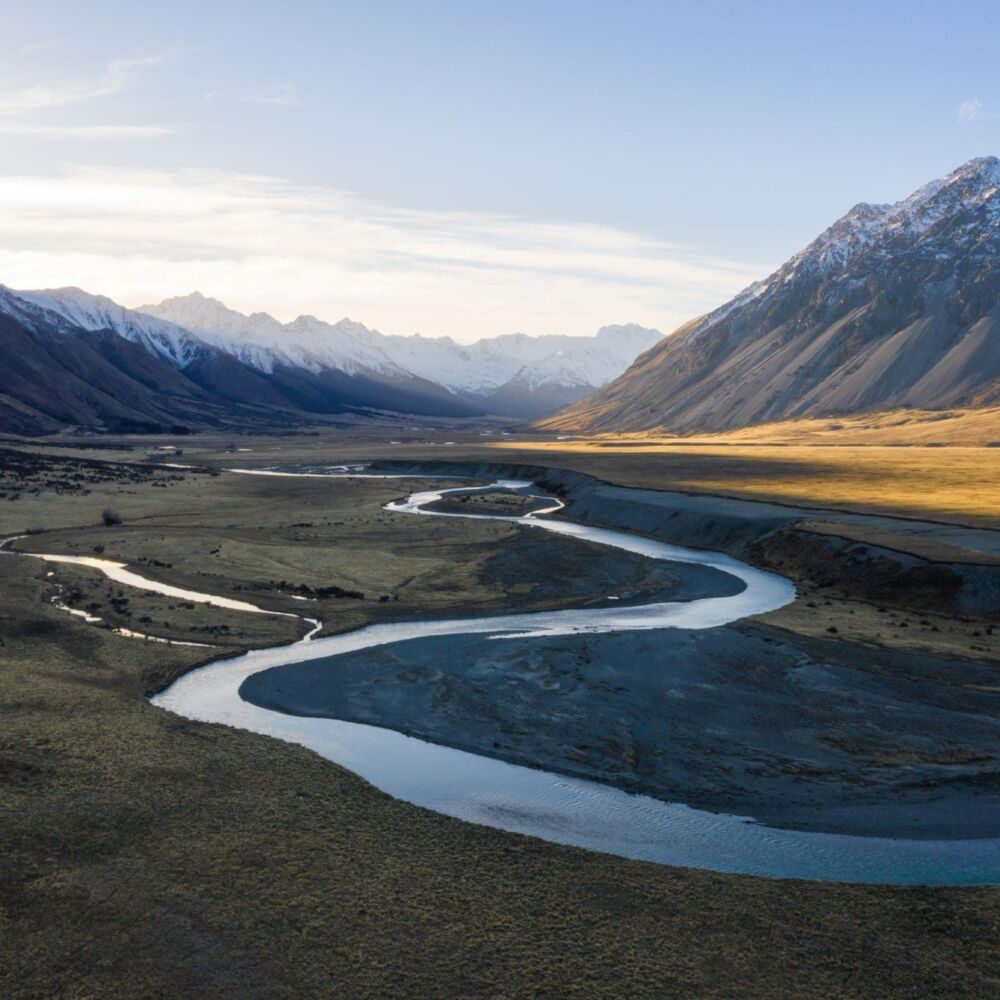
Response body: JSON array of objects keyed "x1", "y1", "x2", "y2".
[
  {"x1": 957, "y1": 98, "x2": 999, "y2": 123},
  {"x1": 0, "y1": 166, "x2": 767, "y2": 341},
  {"x1": 0, "y1": 123, "x2": 173, "y2": 139},
  {"x1": 0, "y1": 55, "x2": 164, "y2": 115},
  {"x1": 242, "y1": 82, "x2": 300, "y2": 107},
  {"x1": 17, "y1": 40, "x2": 63, "y2": 58},
  {"x1": 204, "y1": 83, "x2": 301, "y2": 107},
  {"x1": 0, "y1": 54, "x2": 173, "y2": 138}
]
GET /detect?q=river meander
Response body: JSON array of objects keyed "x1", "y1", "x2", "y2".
[{"x1": 11, "y1": 468, "x2": 999, "y2": 884}]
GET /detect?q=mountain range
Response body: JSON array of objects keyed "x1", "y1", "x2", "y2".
[
  {"x1": 0, "y1": 285, "x2": 661, "y2": 435},
  {"x1": 142, "y1": 293, "x2": 662, "y2": 418},
  {"x1": 540, "y1": 156, "x2": 1000, "y2": 434}
]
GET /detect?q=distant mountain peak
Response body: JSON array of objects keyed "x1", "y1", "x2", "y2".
[
  {"x1": 137, "y1": 290, "x2": 662, "y2": 415},
  {"x1": 949, "y1": 154, "x2": 1000, "y2": 183},
  {"x1": 594, "y1": 322, "x2": 664, "y2": 341},
  {"x1": 162, "y1": 290, "x2": 225, "y2": 309}
]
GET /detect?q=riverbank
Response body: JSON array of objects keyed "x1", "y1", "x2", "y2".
[
  {"x1": 6, "y1": 551, "x2": 999, "y2": 999},
  {"x1": 149, "y1": 474, "x2": 995, "y2": 882},
  {"x1": 362, "y1": 458, "x2": 1000, "y2": 660}
]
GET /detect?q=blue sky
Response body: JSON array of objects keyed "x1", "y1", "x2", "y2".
[{"x1": 1, "y1": 0, "x2": 998, "y2": 340}]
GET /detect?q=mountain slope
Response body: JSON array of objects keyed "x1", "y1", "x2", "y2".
[
  {"x1": 13, "y1": 287, "x2": 211, "y2": 368},
  {"x1": 0, "y1": 282, "x2": 661, "y2": 433},
  {"x1": 0, "y1": 291, "x2": 224, "y2": 435},
  {"x1": 143, "y1": 292, "x2": 411, "y2": 376},
  {"x1": 540, "y1": 156, "x2": 1000, "y2": 434},
  {"x1": 0, "y1": 288, "x2": 466, "y2": 434},
  {"x1": 139, "y1": 292, "x2": 481, "y2": 418}
]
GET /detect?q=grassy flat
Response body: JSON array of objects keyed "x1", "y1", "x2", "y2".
[
  {"x1": 54, "y1": 426, "x2": 997, "y2": 527},
  {"x1": 488, "y1": 441, "x2": 1000, "y2": 527}
]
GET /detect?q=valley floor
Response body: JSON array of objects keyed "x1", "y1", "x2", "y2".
[
  {"x1": 1, "y1": 430, "x2": 999, "y2": 997},
  {"x1": 69, "y1": 421, "x2": 997, "y2": 525},
  {"x1": 489, "y1": 439, "x2": 1000, "y2": 527}
]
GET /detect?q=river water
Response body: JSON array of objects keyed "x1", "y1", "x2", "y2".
[{"x1": 142, "y1": 472, "x2": 1000, "y2": 885}]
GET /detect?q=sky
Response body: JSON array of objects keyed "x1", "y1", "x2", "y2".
[{"x1": 1, "y1": 0, "x2": 999, "y2": 341}]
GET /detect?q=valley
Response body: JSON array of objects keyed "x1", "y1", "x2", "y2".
[
  {"x1": 2, "y1": 428, "x2": 999, "y2": 996},
  {"x1": 6, "y1": 6, "x2": 1000, "y2": 996}
]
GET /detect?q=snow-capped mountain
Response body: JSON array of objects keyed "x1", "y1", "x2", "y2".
[
  {"x1": 0, "y1": 281, "x2": 660, "y2": 433},
  {"x1": 463, "y1": 326, "x2": 665, "y2": 417},
  {"x1": 13, "y1": 286, "x2": 210, "y2": 368},
  {"x1": 541, "y1": 156, "x2": 1000, "y2": 433},
  {"x1": 0, "y1": 285, "x2": 480, "y2": 434},
  {"x1": 0, "y1": 285, "x2": 229, "y2": 436},
  {"x1": 142, "y1": 292, "x2": 662, "y2": 416},
  {"x1": 141, "y1": 292, "x2": 414, "y2": 378},
  {"x1": 382, "y1": 325, "x2": 662, "y2": 396}
]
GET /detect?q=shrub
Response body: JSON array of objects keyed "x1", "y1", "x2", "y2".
[{"x1": 101, "y1": 508, "x2": 122, "y2": 527}]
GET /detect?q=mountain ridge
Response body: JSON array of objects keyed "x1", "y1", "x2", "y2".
[
  {"x1": 538, "y1": 156, "x2": 1000, "y2": 434},
  {"x1": 141, "y1": 293, "x2": 662, "y2": 417}
]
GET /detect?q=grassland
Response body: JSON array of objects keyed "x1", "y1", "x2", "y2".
[
  {"x1": 53, "y1": 422, "x2": 997, "y2": 527},
  {"x1": 2, "y1": 453, "x2": 676, "y2": 652},
  {"x1": 3, "y1": 446, "x2": 1000, "y2": 998},
  {"x1": 488, "y1": 440, "x2": 1000, "y2": 527}
]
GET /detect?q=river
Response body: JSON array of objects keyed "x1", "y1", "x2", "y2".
[{"x1": 142, "y1": 471, "x2": 1000, "y2": 885}]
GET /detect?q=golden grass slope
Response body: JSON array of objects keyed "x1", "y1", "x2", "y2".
[
  {"x1": 489, "y1": 440, "x2": 1000, "y2": 527},
  {"x1": 542, "y1": 406, "x2": 1000, "y2": 447}
]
